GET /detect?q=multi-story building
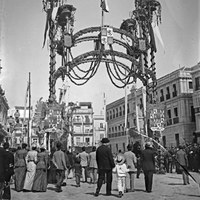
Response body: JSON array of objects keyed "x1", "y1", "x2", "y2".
[
  {"x1": 106, "y1": 66, "x2": 198, "y2": 154},
  {"x1": 0, "y1": 85, "x2": 9, "y2": 139},
  {"x1": 73, "y1": 102, "x2": 94, "y2": 147},
  {"x1": 154, "y1": 67, "x2": 195, "y2": 147},
  {"x1": 191, "y1": 62, "x2": 200, "y2": 142},
  {"x1": 93, "y1": 114, "x2": 106, "y2": 146}
]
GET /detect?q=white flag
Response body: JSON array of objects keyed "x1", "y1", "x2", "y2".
[
  {"x1": 100, "y1": 0, "x2": 109, "y2": 12},
  {"x1": 152, "y1": 22, "x2": 165, "y2": 52}
]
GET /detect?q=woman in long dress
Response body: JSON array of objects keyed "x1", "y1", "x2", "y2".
[
  {"x1": 32, "y1": 146, "x2": 48, "y2": 192},
  {"x1": 23, "y1": 145, "x2": 38, "y2": 191},
  {"x1": 14, "y1": 143, "x2": 28, "y2": 192}
]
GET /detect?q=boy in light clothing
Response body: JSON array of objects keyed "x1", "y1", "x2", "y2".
[{"x1": 113, "y1": 155, "x2": 130, "y2": 198}]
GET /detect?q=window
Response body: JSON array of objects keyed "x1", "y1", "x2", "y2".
[
  {"x1": 160, "y1": 89, "x2": 164, "y2": 102},
  {"x1": 106, "y1": 112, "x2": 109, "y2": 121},
  {"x1": 127, "y1": 103, "x2": 130, "y2": 113},
  {"x1": 189, "y1": 81, "x2": 193, "y2": 89},
  {"x1": 85, "y1": 137, "x2": 90, "y2": 144},
  {"x1": 113, "y1": 109, "x2": 115, "y2": 119},
  {"x1": 123, "y1": 105, "x2": 125, "y2": 115},
  {"x1": 167, "y1": 110, "x2": 171, "y2": 118},
  {"x1": 173, "y1": 107, "x2": 179, "y2": 124},
  {"x1": 139, "y1": 98, "x2": 143, "y2": 109},
  {"x1": 76, "y1": 137, "x2": 80, "y2": 145},
  {"x1": 110, "y1": 110, "x2": 112, "y2": 120},
  {"x1": 166, "y1": 86, "x2": 170, "y2": 100},
  {"x1": 100, "y1": 123, "x2": 104, "y2": 129},
  {"x1": 85, "y1": 115, "x2": 90, "y2": 123},
  {"x1": 195, "y1": 77, "x2": 200, "y2": 91},
  {"x1": 119, "y1": 107, "x2": 122, "y2": 116},
  {"x1": 174, "y1": 107, "x2": 178, "y2": 117},
  {"x1": 167, "y1": 110, "x2": 172, "y2": 125},
  {"x1": 116, "y1": 108, "x2": 118, "y2": 117},
  {"x1": 172, "y1": 84, "x2": 177, "y2": 97}
]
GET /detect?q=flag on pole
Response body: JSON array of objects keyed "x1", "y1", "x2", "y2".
[
  {"x1": 100, "y1": 0, "x2": 109, "y2": 12},
  {"x1": 152, "y1": 22, "x2": 165, "y2": 52}
]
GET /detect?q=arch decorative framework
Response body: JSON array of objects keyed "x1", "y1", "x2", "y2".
[{"x1": 42, "y1": 0, "x2": 162, "y2": 103}]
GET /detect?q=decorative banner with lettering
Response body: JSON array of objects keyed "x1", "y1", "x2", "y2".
[{"x1": 149, "y1": 104, "x2": 165, "y2": 132}]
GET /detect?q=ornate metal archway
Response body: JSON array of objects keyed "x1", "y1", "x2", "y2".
[{"x1": 42, "y1": 0, "x2": 162, "y2": 103}]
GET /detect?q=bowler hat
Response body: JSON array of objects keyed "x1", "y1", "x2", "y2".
[{"x1": 101, "y1": 138, "x2": 110, "y2": 144}]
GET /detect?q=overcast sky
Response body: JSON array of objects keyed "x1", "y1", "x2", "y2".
[{"x1": 0, "y1": 0, "x2": 199, "y2": 114}]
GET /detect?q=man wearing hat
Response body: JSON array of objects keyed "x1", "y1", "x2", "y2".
[
  {"x1": 94, "y1": 138, "x2": 115, "y2": 197},
  {"x1": 124, "y1": 144, "x2": 137, "y2": 192},
  {"x1": 140, "y1": 142, "x2": 156, "y2": 193}
]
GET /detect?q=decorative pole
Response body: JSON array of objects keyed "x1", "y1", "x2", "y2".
[{"x1": 27, "y1": 72, "x2": 31, "y2": 147}]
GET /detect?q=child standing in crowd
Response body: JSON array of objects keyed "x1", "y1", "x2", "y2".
[
  {"x1": 74, "y1": 157, "x2": 82, "y2": 187},
  {"x1": 113, "y1": 155, "x2": 129, "y2": 198}
]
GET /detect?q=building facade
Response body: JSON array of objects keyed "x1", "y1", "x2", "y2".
[
  {"x1": 0, "y1": 85, "x2": 9, "y2": 139},
  {"x1": 93, "y1": 114, "x2": 106, "y2": 146},
  {"x1": 106, "y1": 66, "x2": 198, "y2": 154},
  {"x1": 154, "y1": 67, "x2": 195, "y2": 147},
  {"x1": 73, "y1": 102, "x2": 94, "y2": 147},
  {"x1": 191, "y1": 62, "x2": 200, "y2": 141}
]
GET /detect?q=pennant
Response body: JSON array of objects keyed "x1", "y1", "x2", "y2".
[
  {"x1": 42, "y1": 9, "x2": 53, "y2": 48},
  {"x1": 100, "y1": 0, "x2": 109, "y2": 12},
  {"x1": 152, "y1": 22, "x2": 165, "y2": 52}
]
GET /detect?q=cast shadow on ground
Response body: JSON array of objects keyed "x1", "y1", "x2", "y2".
[
  {"x1": 168, "y1": 176, "x2": 181, "y2": 180},
  {"x1": 168, "y1": 183, "x2": 183, "y2": 185},
  {"x1": 85, "y1": 192, "x2": 119, "y2": 198},
  {"x1": 177, "y1": 193, "x2": 200, "y2": 198}
]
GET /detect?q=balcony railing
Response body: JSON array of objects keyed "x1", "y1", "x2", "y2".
[
  {"x1": 173, "y1": 117, "x2": 179, "y2": 124},
  {"x1": 166, "y1": 119, "x2": 172, "y2": 126}
]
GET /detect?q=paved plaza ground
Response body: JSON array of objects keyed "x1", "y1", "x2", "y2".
[{"x1": 10, "y1": 172, "x2": 200, "y2": 200}]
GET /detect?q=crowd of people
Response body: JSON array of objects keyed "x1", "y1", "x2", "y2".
[{"x1": 0, "y1": 134, "x2": 200, "y2": 199}]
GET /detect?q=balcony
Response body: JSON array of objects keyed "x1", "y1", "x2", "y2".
[
  {"x1": 166, "y1": 119, "x2": 172, "y2": 126},
  {"x1": 172, "y1": 91, "x2": 177, "y2": 97},
  {"x1": 160, "y1": 96, "x2": 164, "y2": 102},
  {"x1": 166, "y1": 94, "x2": 170, "y2": 100},
  {"x1": 173, "y1": 117, "x2": 179, "y2": 124}
]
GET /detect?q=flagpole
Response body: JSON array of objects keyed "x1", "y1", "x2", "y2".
[
  {"x1": 27, "y1": 72, "x2": 31, "y2": 147},
  {"x1": 101, "y1": 5, "x2": 104, "y2": 27},
  {"x1": 22, "y1": 81, "x2": 29, "y2": 143}
]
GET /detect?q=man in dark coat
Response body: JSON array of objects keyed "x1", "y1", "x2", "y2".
[
  {"x1": 0, "y1": 135, "x2": 6, "y2": 199},
  {"x1": 94, "y1": 138, "x2": 115, "y2": 196},
  {"x1": 141, "y1": 142, "x2": 156, "y2": 193},
  {"x1": 176, "y1": 145, "x2": 189, "y2": 185},
  {"x1": 2, "y1": 142, "x2": 14, "y2": 200}
]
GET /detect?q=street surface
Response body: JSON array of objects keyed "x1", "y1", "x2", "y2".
[{"x1": 11, "y1": 172, "x2": 200, "y2": 200}]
